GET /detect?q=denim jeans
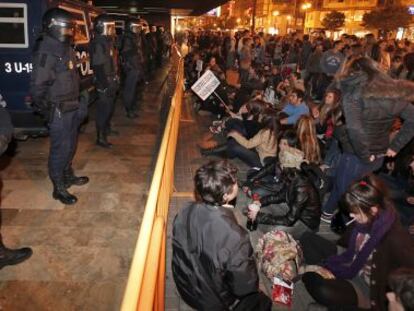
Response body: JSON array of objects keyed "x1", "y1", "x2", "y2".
[
  {"x1": 227, "y1": 138, "x2": 262, "y2": 168},
  {"x1": 322, "y1": 152, "x2": 383, "y2": 214}
]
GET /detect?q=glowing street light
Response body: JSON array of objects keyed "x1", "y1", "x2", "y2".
[
  {"x1": 237, "y1": 17, "x2": 241, "y2": 23},
  {"x1": 272, "y1": 10, "x2": 280, "y2": 16},
  {"x1": 286, "y1": 15, "x2": 292, "y2": 20},
  {"x1": 301, "y1": 3, "x2": 312, "y2": 10}
]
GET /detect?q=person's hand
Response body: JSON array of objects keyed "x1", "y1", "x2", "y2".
[
  {"x1": 239, "y1": 104, "x2": 248, "y2": 114},
  {"x1": 280, "y1": 118, "x2": 288, "y2": 125},
  {"x1": 386, "y1": 148, "x2": 397, "y2": 158},
  {"x1": 407, "y1": 196, "x2": 414, "y2": 205},
  {"x1": 369, "y1": 155, "x2": 376, "y2": 162},
  {"x1": 320, "y1": 164, "x2": 330, "y2": 171},
  {"x1": 247, "y1": 209, "x2": 259, "y2": 220}
]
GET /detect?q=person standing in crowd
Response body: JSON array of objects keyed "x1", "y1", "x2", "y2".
[
  {"x1": 172, "y1": 160, "x2": 271, "y2": 311},
  {"x1": 146, "y1": 25, "x2": 158, "y2": 74},
  {"x1": 156, "y1": 26, "x2": 165, "y2": 66},
  {"x1": 318, "y1": 40, "x2": 345, "y2": 100},
  {"x1": 30, "y1": 8, "x2": 89, "y2": 205},
  {"x1": 321, "y1": 56, "x2": 414, "y2": 222},
  {"x1": 90, "y1": 14, "x2": 119, "y2": 148},
  {"x1": 120, "y1": 18, "x2": 143, "y2": 119},
  {"x1": 387, "y1": 268, "x2": 414, "y2": 311},
  {"x1": 0, "y1": 107, "x2": 33, "y2": 268}
]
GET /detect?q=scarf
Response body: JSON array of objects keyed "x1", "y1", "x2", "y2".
[{"x1": 323, "y1": 208, "x2": 396, "y2": 279}]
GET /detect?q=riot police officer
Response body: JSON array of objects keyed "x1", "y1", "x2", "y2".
[
  {"x1": 120, "y1": 18, "x2": 144, "y2": 119},
  {"x1": 0, "y1": 107, "x2": 33, "y2": 268},
  {"x1": 30, "y1": 8, "x2": 89, "y2": 205},
  {"x1": 90, "y1": 14, "x2": 119, "y2": 148}
]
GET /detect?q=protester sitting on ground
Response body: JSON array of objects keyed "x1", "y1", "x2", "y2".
[
  {"x1": 321, "y1": 56, "x2": 414, "y2": 224},
  {"x1": 243, "y1": 129, "x2": 298, "y2": 197},
  {"x1": 226, "y1": 108, "x2": 278, "y2": 168},
  {"x1": 297, "y1": 115, "x2": 321, "y2": 165},
  {"x1": 301, "y1": 174, "x2": 414, "y2": 311},
  {"x1": 205, "y1": 56, "x2": 225, "y2": 81},
  {"x1": 280, "y1": 89, "x2": 310, "y2": 126},
  {"x1": 200, "y1": 99, "x2": 269, "y2": 154},
  {"x1": 245, "y1": 141, "x2": 321, "y2": 239},
  {"x1": 289, "y1": 72, "x2": 305, "y2": 92},
  {"x1": 172, "y1": 160, "x2": 272, "y2": 311},
  {"x1": 387, "y1": 268, "x2": 414, "y2": 311}
]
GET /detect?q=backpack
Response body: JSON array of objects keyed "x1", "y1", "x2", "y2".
[{"x1": 256, "y1": 230, "x2": 303, "y2": 282}]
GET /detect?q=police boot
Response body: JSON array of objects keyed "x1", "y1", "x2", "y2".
[
  {"x1": 126, "y1": 110, "x2": 138, "y2": 119},
  {"x1": 63, "y1": 169, "x2": 89, "y2": 188},
  {"x1": 96, "y1": 131, "x2": 113, "y2": 149},
  {"x1": 53, "y1": 182, "x2": 78, "y2": 205},
  {"x1": 0, "y1": 241, "x2": 32, "y2": 269}
]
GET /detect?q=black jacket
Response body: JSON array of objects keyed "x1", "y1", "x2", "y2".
[
  {"x1": 257, "y1": 165, "x2": 321, "y2": 230},
  {"x1": 89, "y1": 35, "x2": 118, "y2": 90},
  {"x1": 172, "y1": 202, "x2": 259, "y2": 311},
  {"x1": 30, "y1": 35, "x2": 80, "y2": 112},
  {"x1": 338, "y1": 72, "x2": 414, "y2": 162}
]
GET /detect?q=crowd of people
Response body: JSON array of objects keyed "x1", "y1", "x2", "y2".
[{"x1": 172, "y1": 29, "x2": 414, "y2": 311}]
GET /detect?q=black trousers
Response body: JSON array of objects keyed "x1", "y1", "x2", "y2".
[
  {"x1": 95, "y1": 89, "x2": 116, "y2": 132},
  {"x1": 122, "y1": 69, "x2": 139, "y2": 112},
  {"x1": 299, "y1": 232, "x2": 368, "y2": 310},
  {"x1": 48, "y1": 108, "x2": 81, "y2": 183}
]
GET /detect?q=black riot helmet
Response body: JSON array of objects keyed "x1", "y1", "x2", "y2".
[
  {"x1": 125, "y1": 18, "x2": 141, "y2": 34},
  {"x1": 42, "y1": 8, "x2": 76, "y2": 44},
  {"x1": 94, "y1": 14, "x2": 116, "y2": 37}
]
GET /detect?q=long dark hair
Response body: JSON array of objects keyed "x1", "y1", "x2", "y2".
[
  {"x1": 260, "y1": 108, "x2": 279, "y2": 148},
  {"x1": 319, "y1": 89, "x2": 343, "y2": 126},
  {"x1": 341, "y1": 174, "x2": 393, "y2": 223}
]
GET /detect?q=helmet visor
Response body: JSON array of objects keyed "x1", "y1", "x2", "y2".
[
  {"x1": 130, "y1": 23, "x2": 141, "y2": 34},
  {"x1": 102, "y1": 22, "x2": 116, "y2": 36}
]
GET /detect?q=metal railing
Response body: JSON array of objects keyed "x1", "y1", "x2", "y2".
[{"x1": 121, "y1": 48, "x2": 184, "y2": 311}]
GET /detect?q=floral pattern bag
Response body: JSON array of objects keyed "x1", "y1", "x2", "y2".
[{"x1": 255, "y1": 230, "x2": 303, "y2": 281}]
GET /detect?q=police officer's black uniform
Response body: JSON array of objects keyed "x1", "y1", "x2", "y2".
[
  {"x1": 30, "y1": 8, "x2": 89, "y2": 205},
  {"x1": 120, "y1": 18, "x2": 144, "y2": 119},
  {"x1": 89, "y1": 14, "x2": 119, "y2": 148}
]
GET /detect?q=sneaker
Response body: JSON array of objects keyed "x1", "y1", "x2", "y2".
[{"x1": 320, "y1": 212, "x2": 334, "y2": 224}]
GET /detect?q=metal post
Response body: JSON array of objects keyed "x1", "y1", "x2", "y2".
[
  {"x1": 252, "y1": 0, "x2": 257, "y2": 33},
  {"x1": 293, "y1": 0, "x2": 298, "y2": 33}
]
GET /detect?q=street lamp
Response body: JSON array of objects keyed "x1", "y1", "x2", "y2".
[
  {"x1": 237, "y1": 17, "x2": 241, "y2": 24},
  {"x1": 272, "y1": 10, "x2": 280, "y2": 17},
  {"x1": 301, "y1": 3, "x2": 312, "y2": 10}
]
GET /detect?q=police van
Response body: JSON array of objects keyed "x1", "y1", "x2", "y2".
[{"x1": 0, "y1": 0, "x2": 103, "y2": 137}]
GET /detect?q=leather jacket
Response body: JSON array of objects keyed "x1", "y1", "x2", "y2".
[{"x1": 256, "y1": 165, "x2": 322, "y2": 230}]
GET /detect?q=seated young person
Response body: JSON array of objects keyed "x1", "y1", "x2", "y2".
[
  {"x1": 243, "y1": 129, "x2": 298, "y2": 196},
  {"x1": 227, "y1": 108, "x2": 278, "y2": 168},
  {"x1": 301, "y1": 174, "x2": 414, "y2": 311},
  {"x1": 247, "y1": 142, "x2": 322, "y2": 239},
  {"x1": 172, "y1": 160, "x2": 271, "y2": 311},
  {"x1": 280, "y1": 89, "x2": 309, "y2": 126}
]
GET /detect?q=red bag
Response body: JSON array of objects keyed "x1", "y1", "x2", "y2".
[{"x1": 272, "y1": 277, "x2": 293, "y2": 307}]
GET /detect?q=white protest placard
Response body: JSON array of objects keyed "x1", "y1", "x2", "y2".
[{"x1": 191, "y1": 70, "x2": 220, "y2": 101}]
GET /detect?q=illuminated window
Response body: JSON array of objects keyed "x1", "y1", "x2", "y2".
[{"x1": 0, "y1": 3, "x2": 28, "y2": 48}]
